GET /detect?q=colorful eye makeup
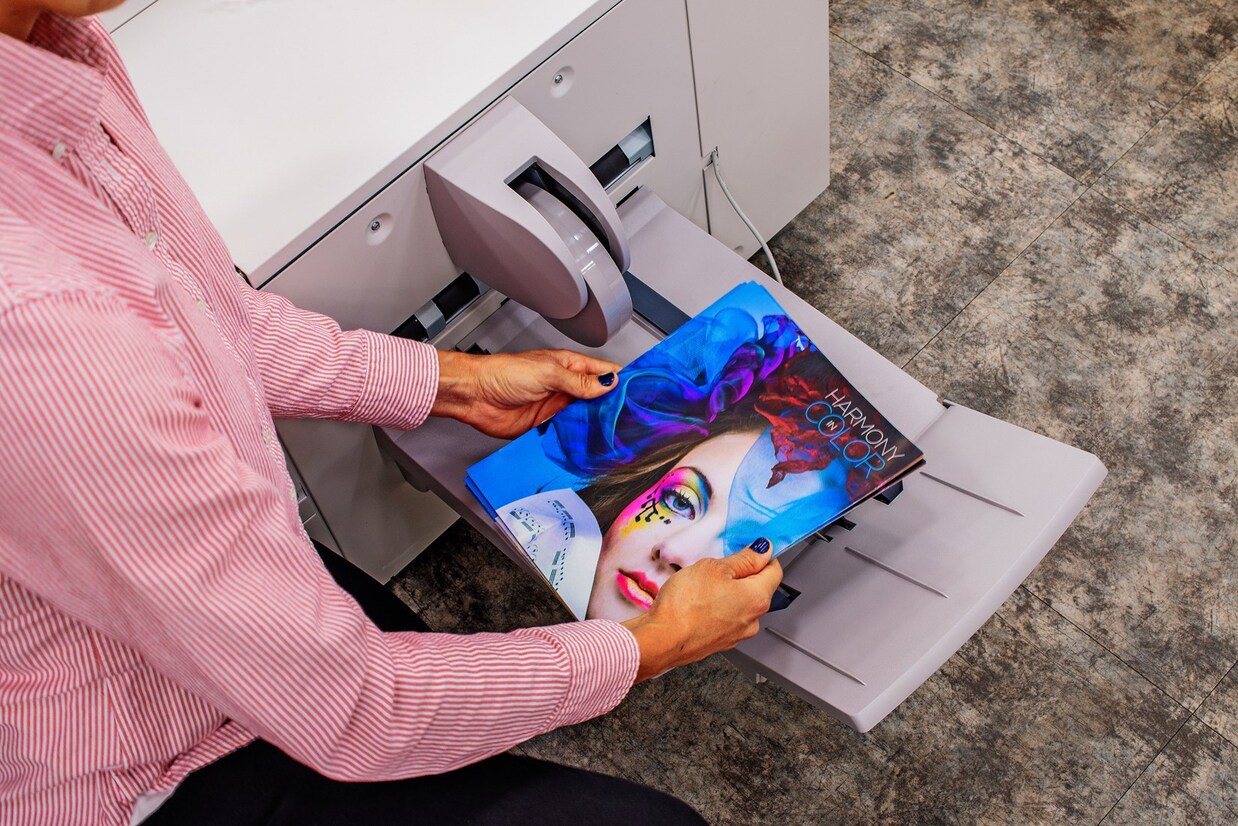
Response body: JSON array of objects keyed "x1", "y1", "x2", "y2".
[
  {"x1": 656, "y1": 467, "x2": 709, "y2": 521},
  {"x1": 626, "y1": 467, "x2": 712, "y2": 533}
]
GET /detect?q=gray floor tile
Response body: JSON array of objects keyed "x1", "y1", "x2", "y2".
[
  {"x1": 390, "y1": 520, "x2": 572, "y2": 634},
  {"x1": 830, "y1": 0, "x2": 1238, "y2": 182},
  {"x1": 1104, "y1": 717, "x2": 1238, "y2": 825},
  {"x1": 1093, "y1": 50, "x2": 1238, "y2": 275},
  {"x1": 767, "y1": 37, "x2": 1081, "y2": 366},
  {"x1": 907, "y1": 191, "x2": 1238, "y2": 709},
  {"x1": 1200, "y1": 664, "x2": 1238, "y2": 748}
]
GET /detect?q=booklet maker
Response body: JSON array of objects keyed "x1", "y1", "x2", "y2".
[
  {"x1": 109, "y1": 1, "x2": 1104, "y2": 732},
  {"x1": 375, "y1": 98, "x2": 1106, "y2": 732}
]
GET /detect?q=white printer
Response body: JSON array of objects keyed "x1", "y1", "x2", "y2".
[{"x1": 104, "y1": 0, "x2": 1105, "y2": 732}]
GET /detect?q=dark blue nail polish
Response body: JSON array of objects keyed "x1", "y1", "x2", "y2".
[
  {"x1": 750, "y1": 537, "x2": 771, "y2": 555},
  {"x1": 598, "y1": 372, "x2": 615, "y2": 387}
]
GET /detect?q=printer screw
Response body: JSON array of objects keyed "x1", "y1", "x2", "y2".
[
  {"x1": 553, "y1": 73, "x2": 564, "y2": 85},
  {"x1": 369, "y1": 219, "x2": 381, "y2": 232}
]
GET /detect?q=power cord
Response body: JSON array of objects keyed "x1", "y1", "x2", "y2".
[{"x1": 708, "y1": 148, "x2": 783, "y2": 285}]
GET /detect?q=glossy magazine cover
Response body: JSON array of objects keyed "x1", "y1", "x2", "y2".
[{"x1": 466, "y1": 282, "x2": 924, "y2": 621}]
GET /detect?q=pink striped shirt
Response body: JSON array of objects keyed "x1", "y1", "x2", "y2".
[{"x1": 0, "y1": 14, "x2": 638, "y2": 825}]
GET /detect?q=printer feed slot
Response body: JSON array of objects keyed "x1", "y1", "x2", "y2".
[
  {"x1": 769, "y1": 582, "x2": 801, "y2": 613},
  {"x1": 622, "y1": 270, "x2": 689, "y2": 336},
  {"x1": 875, "y1": 480, "x2": 904, "y2": 505},
  {"x1": 391, "y1": 272, "x2": 485, "y2": 342},
  {"x1": 510, "y1": 162, "x2": 617, "y2": 261},
  {"x1": 589, "y1": 118, "x2": 654, "y2": 189}
]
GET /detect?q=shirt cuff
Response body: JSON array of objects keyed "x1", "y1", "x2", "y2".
[
  {"x1": 350, "y1": 332, "x2": 440, "y2": 430},
  {"x1": 537, "y1": 619, "x2": 639, "y2": 730}
]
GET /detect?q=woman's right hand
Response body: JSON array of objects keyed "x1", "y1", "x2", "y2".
[{"x1": 620, "y1": 540, "x2": 783, "y2": 682}]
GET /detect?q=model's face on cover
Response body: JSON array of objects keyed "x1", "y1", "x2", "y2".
[{"x1": 586, "y1": 430, "x2": 762, "y2": 621}]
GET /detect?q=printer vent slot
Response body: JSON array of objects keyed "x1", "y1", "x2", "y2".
[
  {"x1": 844, "y1": 546, "x2": 949, "y2": 599},
  {"x1": 589, "y1": 118, "x2": 654, "y2": 190},
  {"x1": 765, "y1": 629, "x2": 866, "y2": 686},
  {"x1": 392, "y1": 272, "x2": 484, "y2": 342}
]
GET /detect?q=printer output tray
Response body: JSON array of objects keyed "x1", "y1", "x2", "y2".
[{"x1": 377, "y1": 189, "x2": 1106, "y2": 732}]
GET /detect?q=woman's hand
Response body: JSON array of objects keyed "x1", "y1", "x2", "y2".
[
  {"x1": 621, "y1": 540, "x2": 783, "y2": 682},
  {"x1": 431, "y1": 349, "x2": 622, "y2": 439}
]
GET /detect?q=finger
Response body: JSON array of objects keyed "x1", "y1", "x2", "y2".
[
  {"x1": 541, "y1": 363, "x2": 617, "y2": 401},
  {"x1": 532, "y1": 394, "x2": 573, "y2": 424},
  {"x1": 545, "y1": 349, "x2": 623, "y2": 377},
  {"x1": 746, "y1": 558, "x2": 784, "y2": 596},
  {"x1": 722, "y1": 540, "x2": 775, "y2": 578}
]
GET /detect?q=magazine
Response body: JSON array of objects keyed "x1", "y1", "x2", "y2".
[{"x1": 466, "y1": 281, "x2": 924, "y2": 621}]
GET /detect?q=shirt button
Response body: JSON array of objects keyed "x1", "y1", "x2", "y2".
[
  {"x1": 262, "y1": 427, "x2": 274, "y2": 445},
  {"x1": 196, "y1": 298, "x2": 209, "y2": 312},
  {"x1": 51, "y1": 142, "x2": 67, "y2": 161},
  {"x1": 144, "y1": 230, "x2": 159, "y2": 250}
]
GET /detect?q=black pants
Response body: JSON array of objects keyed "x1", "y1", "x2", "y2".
[{"x1": 144, "y1": 543, "x2": 705, "y2": 825}]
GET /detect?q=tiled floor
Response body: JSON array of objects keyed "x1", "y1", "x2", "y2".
[{"x1": 393, "y1": 2, "x2": 1238, "y2": 823}]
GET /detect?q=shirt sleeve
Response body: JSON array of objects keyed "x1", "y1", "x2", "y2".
[
  {"x1": 0, "y1": 289, "x2": 639, "y2": 781},
  {"x1": 232, "y1": 278, "x2": 441, "y2": 430}
]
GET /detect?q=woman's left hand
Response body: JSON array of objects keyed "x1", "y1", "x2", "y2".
[{"x1": 430, "y1": 349, "x2": 622, "y2": 439}]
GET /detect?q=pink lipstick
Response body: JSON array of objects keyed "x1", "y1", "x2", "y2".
[{"x1": 615, "y1": 570, "x2": 659, "y2": 610}]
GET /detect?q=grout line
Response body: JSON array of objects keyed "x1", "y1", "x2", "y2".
[
  {"x1": 1066, "y1": 48, "x2": 1238, "y2": 279},
  {"x1": 1011, "y1": 585, "x2": 1200, "y2": 824},
  {"x1": 1085, "y1": 188, "x2": 1238, "y2": 280},
  {"x1": 1079, "y1": 77, "x2": 1209, "y2": 187},
  {"x1": 827, "y1": 31, "x2": 1088, "y2": 184},
  {"x1": 898, "y1": 188, "x2": 1083, "y2": 370},
  {"x1": 822, "y1": 31, "x2": 1092, "y2": 370},
  {"x1": 1020, "y1": 588, "x2": 1193, "y2": 714},
  {"x1": 836, "y1": 27, "x2": 1237, "y2": 752},
  {"x1": 1096, "y1": 712, "x2": 1192, "y2": 825},
  {"x1": 820, "y1": 24, "x2": 1238, "y2": 825},
  {"x1": 853, "y1": 36, "x2": 1235, "y2": 369},
  {"x1": 1191, "y1": 660, "x2": 1238, "y2": 749},
  {"x1": 829, "y1": 29, "x2": 1238, "y2": 291}
]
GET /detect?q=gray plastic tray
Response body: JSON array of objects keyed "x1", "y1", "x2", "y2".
[{"x1": 378, "y1": 189, "x2": 1105, "y2": 731}]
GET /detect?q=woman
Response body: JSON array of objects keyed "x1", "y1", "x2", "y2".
[{"x1": 0, "y1": 7, "x2": 783, "y2": 825}]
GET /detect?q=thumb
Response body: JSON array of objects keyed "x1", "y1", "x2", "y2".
[
  {"x1": 722, "y1": 538, "x2": 775, "y2": 578},
  {"x1": 547, "y1": 364, "x2": 618, "y2": 401}
]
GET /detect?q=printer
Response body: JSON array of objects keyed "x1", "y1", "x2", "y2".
[{"x1": 104, "y1": 0, "x2": 1105, "y2": 732}]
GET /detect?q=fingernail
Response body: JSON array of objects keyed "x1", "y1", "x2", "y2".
[
  {"x1": 598, "y1": 372, "x2": 615, "y2": 387},
  {"x1": 750, "y1": 537, "x2": 771, "y2": 555}
]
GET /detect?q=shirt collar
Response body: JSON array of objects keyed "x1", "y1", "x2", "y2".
[{"x1": 0, "y1": 14, "x2": 109, "y2": 157}]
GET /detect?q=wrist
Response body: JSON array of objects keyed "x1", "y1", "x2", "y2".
[
  {"x1": 621, "y1": 614, "x2": 684, "y2": 683},
  {"x1": 430, "y1": 349, "x2": 476, "y2": 419}
]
